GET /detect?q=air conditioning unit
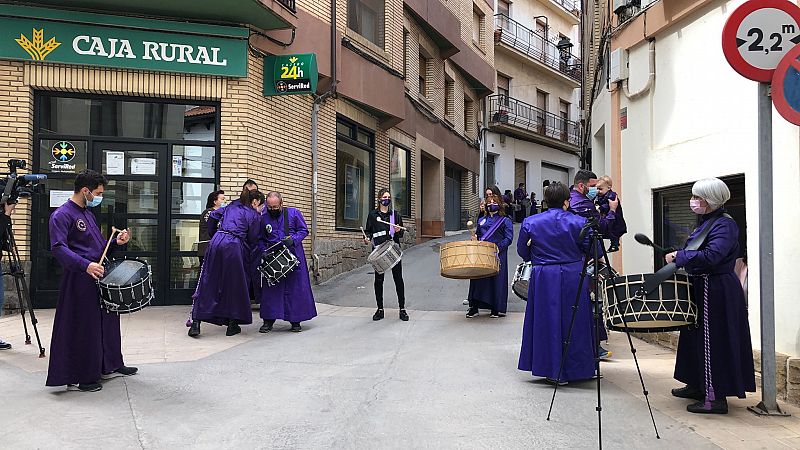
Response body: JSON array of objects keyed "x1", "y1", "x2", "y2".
[{"x1": 609, "y1": 48, "x2": 629, "y2": 83}]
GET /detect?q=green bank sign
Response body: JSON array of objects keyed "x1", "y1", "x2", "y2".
[
  {"x1": 0, "y1": 11, "x2": 248, "y2": 77},
  {"x1": 264, "y1": 54, "x2": 319, "y2": 96}
]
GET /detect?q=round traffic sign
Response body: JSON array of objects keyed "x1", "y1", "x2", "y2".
[
  {"x1": 772, "y1": 44, "x2": 800, "y2": 124},
  {"x1": 722, "y1": 0, "x2": 800, "y2": 81}
]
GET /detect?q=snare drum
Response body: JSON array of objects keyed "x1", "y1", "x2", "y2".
[
  {"x1": 367, "y1": 241, "x2": 402, "y2": 274},
  {"x1": 439, "y1": 241, "x2": 499, "y2": 279},
  {"x1": 258, "y1": 245, "x2": 300, "y2": 287},
  {"x1": 603, "y1": 273, "x2": 696, "y2": 333},
  {"x1": 97, "y1": 258, "x2": 154, "y2": 314},
  {"x1": 512, "y1": 262, "x2": 532, "y2": 300}
]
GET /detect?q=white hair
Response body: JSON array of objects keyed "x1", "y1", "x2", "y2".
[{"x1": 692, "y1": 178, "x2": 731, "y2": 210}]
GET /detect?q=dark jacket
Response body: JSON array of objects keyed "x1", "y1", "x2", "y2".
[
  {"x1": 597, "y1": 191, "x2": 627, "y2": 238},
  {"x1": 365, "y1": 209, "x2": 404, "y2": 246}
]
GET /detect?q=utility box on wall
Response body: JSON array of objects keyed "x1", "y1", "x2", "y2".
[{"x1": 609, "y1": 48, "x2": 629, "y2": 83}]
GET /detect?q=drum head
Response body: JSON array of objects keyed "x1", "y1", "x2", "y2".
[{"x1": 101, "y1": 259, "x2": 148, "y2": 286}]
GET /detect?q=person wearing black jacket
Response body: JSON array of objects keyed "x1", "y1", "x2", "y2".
[
  {"x1": 364, "y1": 188, "x2": 408, "y2": 322},
  {"x1": 0, "y1": 202, "x2": 12, "y2": 350}
]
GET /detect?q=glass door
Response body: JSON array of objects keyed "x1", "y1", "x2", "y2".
[{"x1": 93, "y1": 142, "x2": 168, "y2": 304}]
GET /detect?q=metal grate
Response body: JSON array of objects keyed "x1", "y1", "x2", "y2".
[
  {"x1": 276, "y1": 0, "x2": 296, "y2": 13},
  {"x1": 488, "y1": 94, "x2": 581, "y2": 148}
]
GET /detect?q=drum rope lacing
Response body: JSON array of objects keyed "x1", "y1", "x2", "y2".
[{"x1": 700, "y1": 274, "x2": 716, "y2": 409}]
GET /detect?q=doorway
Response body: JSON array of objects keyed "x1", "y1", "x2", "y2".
[{"x1": 445, "y1": 164, "x2": 462, "y2": 231}]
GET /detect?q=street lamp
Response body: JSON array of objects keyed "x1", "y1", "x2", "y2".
[{"x1": 556, "y1": 36, "x2": 574, "y2": 53}]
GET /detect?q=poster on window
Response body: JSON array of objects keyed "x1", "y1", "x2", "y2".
[
  {"x1": 344, "y1": 164, "x2": 361, "y2": 221},
  {"x1": 172, "y1": 155, "x2": 183, "y2": 177},
  {"x1": 131, "y1": 158, "x2": 157, "y2": 175}
]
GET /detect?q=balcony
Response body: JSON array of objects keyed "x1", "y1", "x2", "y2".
[
  {"x1": 276, "y1": 0, "x2": 296, "y2": 13},
  {"x1": 494, "y1": 14, "x2": 581, "y2": 85},
  {"x1": 488, "y1": 94, "x2": 580, "y2": 151},
  {"x1": 550, "y1": 0, "x2": 581, "y2": 20}
]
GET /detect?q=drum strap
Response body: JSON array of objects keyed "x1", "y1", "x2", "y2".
[
  {"x1": 480, "y1": 216, "x2": 505, "y2": 242},
  {"x1": 701, "y1": 275, "x2": 716, "y2": 409}
]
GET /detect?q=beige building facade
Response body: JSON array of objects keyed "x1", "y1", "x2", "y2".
[{"x1": 0, "y1": 0, "x2": 494, "y2": 309}]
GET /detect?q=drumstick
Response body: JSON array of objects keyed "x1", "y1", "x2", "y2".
[
  {"x1": 98, "y1": 227, "x2": 120, "y2": 264},
  {"x1": 527, "y1": 239, "x2": 532, "y2": 246},
  {"x1": 376, "y1": 217, "x2": 408, "y2": 231},
  {"x1": 360, "y1": 227, "x2": 370, "y2": 240}
]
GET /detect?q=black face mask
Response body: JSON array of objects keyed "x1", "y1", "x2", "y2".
[{"x1": 268, "y1": 208, "x2": 282, "y2": 219}]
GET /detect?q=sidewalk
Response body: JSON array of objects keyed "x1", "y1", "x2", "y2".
[{"x1": 0, "y1": 306, "x2": 797, "y2": 449}]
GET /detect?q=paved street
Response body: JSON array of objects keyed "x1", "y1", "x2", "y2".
[{"x1": 0, "y1": 231, "x2": 798, "y2": 449}]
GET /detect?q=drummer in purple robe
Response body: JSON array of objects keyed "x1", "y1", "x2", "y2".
[
  {"x1": 517, "y1": 182, "x2": 595, "y2": 384},
  {"x1": 188, "y1": 189, "x2": 265, "y2": 337},
  {"x1": 665, "y1": 178, "x2": 755, "y2": 414},
  {"x1": 364, "y1": 188, "x2": 408, "y2": 321},
  {"x1": 466, "y1": 185, "x2": 513, "y2": 318},
  {"x1": 46, "y1": 170, "x2": 136, "y2": 392},
  {"x1": 568, "y1": 169, "x2": 618, "y2": 360},
  {"x1": 256, "y1": 192, "x2": 317, "y2": 333}
]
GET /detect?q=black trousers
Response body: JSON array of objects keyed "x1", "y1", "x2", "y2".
[{"x1": 374, "y1": 261, "x2": 405, "y2": 310}]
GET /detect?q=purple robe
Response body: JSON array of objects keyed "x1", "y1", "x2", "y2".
[
  {"x1": 467, "y1": 214, "x2": 513, "y2": 313},
  {"x1": 257, "y1": 207, "x2": 317, "y2": 323},
  {"x1": 517, "y1": 209, "x2": 595, "y2": 381},
  {"x1": 192, "y1": 201, "x2": 260, "y2": 326},
  {"x1": 46, "y1": 200, "x2": 124, "y2": 386},
  {"x1": 673, "y1": 209, "x2": 755, "y2": 398}
]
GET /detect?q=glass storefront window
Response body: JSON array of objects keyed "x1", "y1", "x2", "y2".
[
  {"x1": 390, "y1": 144, "x2": 410, "y2": 217},
  {"x1": 99, "y1": 180, "x2": 159, "y2": 215},
  {"x1": 336, "y1": 118, "x2": 374, "y2": 229},
  {"x1": 172, "y1": 145, "x2": 216, "y2": 178},
  {"x1": 171, "y1": 182, "x2": 215, "y2": 215},
  {"x1": 171, "y1": 219, "x2": 201, "y2": 252},
  {"x1": 101, "y1": 149, "x2": 160, "y2": 177},
  {"x1": 37, "y1": 96, "x2": 217, "y2": 141},
  {"x1": 122, "y1": 218, "x2": 159, "y2": 253},
  {"x1": 39, "y1": 140, "x2": 88, "y2": 174},
  {"x1": 170, "y1": 256, "x2": 200, "y2": 290}
]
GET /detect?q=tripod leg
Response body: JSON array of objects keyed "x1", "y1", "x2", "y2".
[
  {"x1": 546, "y1": 254, "x2": 590, "y2": 421},
  {"x1": 15, "y1": 276, "x2": 31, "y2": 344},
  {"x1": 601, "y1": 248, "x2": 660, "y2": 439},
  {"x1": 8, "y1": 230, "x2": 45, "y2": 357}
]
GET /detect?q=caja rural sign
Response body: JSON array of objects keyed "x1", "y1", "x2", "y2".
[{"x1": 0, "y1": 7, "x2": 248, "y2": 77}]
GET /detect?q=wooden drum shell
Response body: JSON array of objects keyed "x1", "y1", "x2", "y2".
[{"x1": 439, "y1": 241, "x2": 500, "y2": 280}]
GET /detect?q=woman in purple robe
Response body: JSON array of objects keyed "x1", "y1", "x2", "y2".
[
  {"x1": 46, "y1": 170, "x2": 136, "y2": 392},
  {"x1": 666, "y1": 178, "x2": 755, "y2": 414},
  {"x1": 517, "y1": 182, "x2": 595, "y2": 384},
  {"x1": 466, "y1": 185, "x2": 513, "y2": 318},
  {"x1": 189, "y1": 189, "x2": 265, "y2": 337},
  {"x1": 256, "y1": 192, "x2": 317, "y2": 333}
]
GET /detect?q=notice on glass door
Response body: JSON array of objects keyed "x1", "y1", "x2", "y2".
[
  {"x1": 172, "y1": 155, "x2": 183, "y2": 177},
  {"x1": 49, "y1": 190, "x2": 73, "y2": 208},
  {"x1": 131, "y1": 158, "x2": 157, "y2": 175},
  {"x1": 106, "y1": 151, "x2": 125, "y2": 175}
]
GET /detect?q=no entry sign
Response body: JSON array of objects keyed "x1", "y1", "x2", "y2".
[{"x1": 722, "y1": 0, "x2": 800, "y2": 81}]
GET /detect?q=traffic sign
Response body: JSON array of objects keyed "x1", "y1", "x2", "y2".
[
  {"x1": 772, "y1": 44, "x2": 800, "y2": 124},
  {"x1": 722, "y1": 0, "x2": 800, "y2": 82}
]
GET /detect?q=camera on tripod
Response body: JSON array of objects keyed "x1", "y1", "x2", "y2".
[{"x1": 0, "y1": 159, "x2": 47, "y2": 205}]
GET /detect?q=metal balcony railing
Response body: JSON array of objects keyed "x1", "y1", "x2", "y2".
[
  {"x1": 276, "y1": 0, "x2": 296, "y2": 13},
  {"x1": 488, "y1": 94, "x2": 581, "y2": 148},
  {"x1": 494, "y1": 14, "x2": 581, "y2": 82},
  {"x1": 551, "y1": 0, "x2": 581, "y2": 16}
]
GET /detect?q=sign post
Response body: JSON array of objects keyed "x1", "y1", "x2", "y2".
[{"x1": 722, "y1": 0, "x2": 797, "y2": 417}]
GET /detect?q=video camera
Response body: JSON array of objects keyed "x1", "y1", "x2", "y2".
[{"x1": 0, "y1": 159, "x2": 47, "y2": 205}]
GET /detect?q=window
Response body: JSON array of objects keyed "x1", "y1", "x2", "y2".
[
  {"x1": 497, "y1": 0, "x2": 510, "y2": 16},
  {"x1": 472, "y1": 7, "x2": 485, "y2": 49},
  {"x1": 403, "y1": 28, "x2": 409, "y2": 80},
  {"x1": 497, "y1": 73, "x2": 510, "y2": 105},
  {"x1": 445, "y1": 77, "x2": 455, "y2": 121},
  {"x1": 390, "y1": 143, "x2": 411, "y2": 217},
  {"x1": 464, "y1": 98, "x2": 475, "y2": 137},
  {"x1": 535, "y1": 20, "x2": 547, "y2": 55},
  {"x1": 418, "y1": 53, "x2": 428, "y2": 97},
  {"x1": 336, "y1": 117, "x2": 375, "y2": 229},
  {"x1": 485, "y1": 154, "x2": 497, "y2": 188},
  {"x1": 536, "y1": 89, "x2": 548, "y2": 130},
  {"x1": 347, "y1": 0, "x2": 385, "y2": 48},
  {"x1": 653, "y1": 175, "x2": 747, "y2": 271}
]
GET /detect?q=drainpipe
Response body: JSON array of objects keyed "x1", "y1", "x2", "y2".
[
  {"x1": 623, "y1": 39, "x2": 656, "y2": 100},
  {"x1": 310, "y1": 0, "x2": 338, "y2": 280}
]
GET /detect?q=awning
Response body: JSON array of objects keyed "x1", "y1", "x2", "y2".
[{"x1": 23, "y1": 0, "x2": 296, "y2": 31}]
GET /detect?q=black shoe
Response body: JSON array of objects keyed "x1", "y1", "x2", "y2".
[
  {"x1": 226, "y1": 321, "x2": 241, "y2": 336},
  {"x1": 608, "y1": 246, "x2": 620, "y2": 253},
  {"x1": 188, "y1": 321, "x2": 200, "y2": 337},
  {"x1": 399, "y1": 310, "x2": 409, "y2": 321},
  {"x1": 466, "y1": 307, "x2": 479, "y2": 318},
  {"x1": 259, "y1": 320, "x2": 275, "y2": 333},
  {"x1": 687, "y1": 398, "x2": 728, "y2": 414},
  {"x1": 69, "y1": 382, "x2": 102, "y2": 392},
  {"x1": 671, "y1": 385, "x2": 705, "y2": 402},
  {"x1": 490, "y1": 311, "x2": 500, "y2": 318},
  {"x1": 373, "y1": 309, "x2": 385, "y2": 321},
  {"x1": 0, "y1": 340, "x2": 11, "y2": 350},
  {"x1": 545, "y1": 378, "x2": 569, "y2": 386},
  {"x1": 290, "y1": 322, "x2": 302, "y2": 332}
]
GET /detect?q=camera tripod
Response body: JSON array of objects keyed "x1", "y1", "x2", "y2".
[
  {"x1": 4, "y1": 226, "x2": 45, "y2": 357},
  {"x1": 545, "y1": 218, "x2": 659, "y2": 449}
]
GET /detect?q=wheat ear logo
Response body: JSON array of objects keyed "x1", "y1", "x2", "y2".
[{"x1": 16, "y1": 28, "x2": 61, "y2": 61}]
